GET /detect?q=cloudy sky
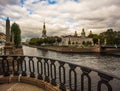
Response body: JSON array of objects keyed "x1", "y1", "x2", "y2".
[{"x1": 0, "y1": 0, "x2": 120, "y2": 41}]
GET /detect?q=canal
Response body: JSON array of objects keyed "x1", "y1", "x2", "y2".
[{"x1": 23, "y1": 45, "x2": 120, "y2": 78}]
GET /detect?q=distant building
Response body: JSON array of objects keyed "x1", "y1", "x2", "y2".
[
  {"x1": 81, "y1": 28, "x2": 85, "y2": 37},
  {"x1": 61, "y1": 30, "x2": 93, "y2": 46},
  {"x1": 42, "y1": 22, "x2": 47, "y2": 38},
  {"x1": 0, "y1": 32, "x2": 6, "y2": 44}
]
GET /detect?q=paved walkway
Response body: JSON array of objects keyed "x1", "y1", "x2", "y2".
[{"x1": 0, "y1": 83, "x2": 45, "y2": 91}]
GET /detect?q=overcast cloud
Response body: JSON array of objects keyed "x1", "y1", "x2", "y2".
[{"x1": 0, "y1": 0, "x2": 120, "y2": 41}]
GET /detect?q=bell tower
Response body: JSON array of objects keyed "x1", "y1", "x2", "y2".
[{"x1": 42, "y1": 22, "x2": 47, "y2": 37}]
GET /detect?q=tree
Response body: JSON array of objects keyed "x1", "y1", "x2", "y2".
[
  {"x1": 92, "y1": 34, "x2": 99, "y2": 45},
  {"x1": 56, "y1": 37, "x2": 62, "y2": 45},
  {"x1": 99, "y1": 29, "x2": 119, "y2": 45},
  {"x1": 11, "y1": 23, "x2": 21, "y2": 47},
  {"x1": 29, "y1": 38, "x2": 39, "y2": 45},
  {"x1": 68, "y1": 38, "x2": 71, "y2": 45},
  {"x1": 72, "y1": 42, "x2": 75, "y2": 45},
  {"x1": 82, "y1": 41, "x2": 86, "y2": 46},
  {"x1": 37, "y1": 38, "x2": 43, "y2": 45}
]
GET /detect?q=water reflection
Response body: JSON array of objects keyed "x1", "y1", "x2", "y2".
[{"x1": 23, "y1": 45, "x2": 120, "y2": 77}]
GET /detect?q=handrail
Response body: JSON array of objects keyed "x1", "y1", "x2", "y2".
[{"x1": 0, "y1": 55, "x2": 120, "y2": 91}]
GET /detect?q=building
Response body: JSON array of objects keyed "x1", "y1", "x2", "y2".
[
  {"x1": 42, "y1": 22, "x2": 47, "y2": 38},
  {"x1": 61, "y1": 30, "x2": 93, "y2": 47},
  {"x1": 0, "y1": 32, "x2": 6, "y2": 44}
]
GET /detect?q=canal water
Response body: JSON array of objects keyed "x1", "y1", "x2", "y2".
[{"x1": 23, "y1": 45, "x2": 120, "y2": 78}]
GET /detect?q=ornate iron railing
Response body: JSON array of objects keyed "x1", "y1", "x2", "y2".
[{"x1": 0, "y1": 55, "x2": 120, "y2": 91}]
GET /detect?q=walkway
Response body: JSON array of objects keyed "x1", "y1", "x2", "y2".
[{"x1": 0, "y1": 83, "x2": 45, "y2": 91}]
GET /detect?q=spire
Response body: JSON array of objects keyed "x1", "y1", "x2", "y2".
[
  {"x1": 42, "y1": 21, "x2": 47, "y2": 37},
  {"x1": 43, "y1": 21, "x2": 45, "y2": 29},
  {"x1": 7, "y1": 17, "x2": 9, "y2": 21}
]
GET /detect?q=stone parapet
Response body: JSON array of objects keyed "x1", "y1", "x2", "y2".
[
  {"x1": 0, "y1": 76, "x2": 10, "y2": 84},
  {"x1": 0, "y1": 75, "x2": 62, "y2": 91}
]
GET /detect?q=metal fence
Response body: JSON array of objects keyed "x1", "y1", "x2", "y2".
[{"x1": 0, "y1": 55, "x2": 120, "y2": 91}]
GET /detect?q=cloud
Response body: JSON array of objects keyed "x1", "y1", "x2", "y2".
[{"x1": 0, "y1": 0, "x2": 120, "y2": 41}]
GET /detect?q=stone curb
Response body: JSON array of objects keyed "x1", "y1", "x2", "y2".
[{"x1": 0, "y1": 76, "x2": 63, "y2": 91}]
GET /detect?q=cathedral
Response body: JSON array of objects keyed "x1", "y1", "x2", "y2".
[{"x1": 61, "y1": 30, "x2": 93, "y2": 47}]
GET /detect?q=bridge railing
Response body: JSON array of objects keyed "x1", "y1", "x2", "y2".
[{"x1": 0, "y1": 55, "x2": 120, "y2": 91}]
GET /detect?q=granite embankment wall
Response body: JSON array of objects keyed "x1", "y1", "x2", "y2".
[
  {"x1": 27, "y1": 45, "x2": 100, "y2": 53},
  {"x1": 100, "y1": 47, "x2": 120, "y2": 53}
]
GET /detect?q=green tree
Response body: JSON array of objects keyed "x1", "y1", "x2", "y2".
[
  {"x1": 82, "y1": 41, "x2": 86, "y2": 46},
  {"x1": 37, "y1": 38, "x2": 44, "y2": 45},
  {"x1": 11, "y1": 23, "x2": 21, "y2": 47},
  {"x1": 72, "y1": 42, "x2": 75, "y2": 45},
  {"x1": 57, "y1": 37, "x2": 62, "y2": 45},
  {"x1": 92, "y1": 34, "x2": 99, "y2": 45},
  {"x1": 99, "y1": 29, "x2": 119, "y2": 45},
  {"x1": 29, "y1": 38, "x2": 39, "y2": 45},
  {"x1": 43, "y1": 37, "x2": 49, "y2": 44},
  {"x1": 68, "y1": 38, "x2": 71, "y2": 45}
]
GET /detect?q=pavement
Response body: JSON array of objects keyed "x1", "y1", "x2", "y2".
[{"x1": 0, "y1": 83, "x2": 45, "y2": 91}]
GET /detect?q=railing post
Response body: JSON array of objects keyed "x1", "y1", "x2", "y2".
[
  {"x1": 50, "y1": 59, "x2": 57, "y2": 86},
  {"x1": 81, "y1": 67, "x2": 91, "y2": 91},
  {"x1": 37, "y1": 57, "x2": 43, "y2": 80},
  {"x1": 20, "y1": 56, "x2": 27, "y2": 76},
  {"x1": 28, "y1": 57, "x2": 35, "y2": 78},
  {"x1": 97, "y1": 73, "x2": 113, "y2": 91},
  {"x1": 2, "y1": 56, "x2": 10, "y2": 76},
  {"x1": 12, "y1": 56, "x2": 19, "y2": 76},
  {"x1": 59, "y1": 61, "x2": 66, "y2": 91},
  {"x1": 69, "y1": 64, "x2": 77, "y2": 91},
  {"x1": 44, "y1": 59, "x2": 50, "y2": 82}
]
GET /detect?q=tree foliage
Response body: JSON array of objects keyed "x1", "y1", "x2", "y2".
[
  {"x1": 88, "y1": 33, "x2": 99, "y2": 45},
  {"x1": 11, "y1": 23, "x2": 21, "y2": 47},
  {"x1": 99, "y1": 29, "x2": 120, "y2": 45},
  {"x1": 29, "y1": 36, "x2": 62, "y2": 46}
]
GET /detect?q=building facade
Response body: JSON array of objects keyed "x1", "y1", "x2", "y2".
[{"x1": 61, "y1": 31, "x2": 93, "y2": 47}]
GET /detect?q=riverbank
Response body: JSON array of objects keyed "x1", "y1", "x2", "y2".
[{"x1": 24, "y1": 44, "x2": 100, "y2": 53}]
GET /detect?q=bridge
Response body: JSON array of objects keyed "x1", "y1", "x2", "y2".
[{"x1": 0, "y1": 55, "x2": 120, "y2": 91}]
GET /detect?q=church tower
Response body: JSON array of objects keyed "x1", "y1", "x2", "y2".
[
  {"x1": 42, "y1": 22, "x2": 47, "y2": 37},
  {"x1": 74, "y1": 31, "x2": 78, "y2": 37},
  {"x1": 81, "y1": 28, "x2": 86, "y2": 37}
]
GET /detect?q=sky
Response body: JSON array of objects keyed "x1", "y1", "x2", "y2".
[{"x1": 0, "y1": 0, "x2": 120, "y2": 41}]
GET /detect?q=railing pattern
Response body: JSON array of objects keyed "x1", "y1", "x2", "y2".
[{"x1": 0, "y1": 55, "x2": 120, "y2": 91}]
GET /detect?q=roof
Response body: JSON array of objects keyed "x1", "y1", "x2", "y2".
[{"x1": 62, "y1": 35, "x2": 81, "y2": 38}]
